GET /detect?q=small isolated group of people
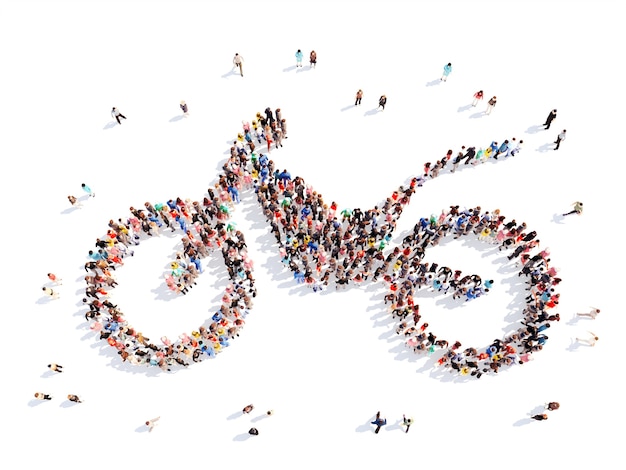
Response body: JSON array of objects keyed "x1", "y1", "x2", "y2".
[
  {"x1": 353, "y1": 90, "x2": 386, "y2": 110},
  {"x1": 575, "y1": 306, "x2": 600, "y2": 347},
  {"x1": 371, "y1": 411, "x2": 413, "y2": 434},
  {"x1": 34, "y1": 363, "x2": 82, "y2": 404},
  {"x1": 41, "y1": 272, "x2": 62, "y2": 299},
  {"x1": 542, "y1": 109, "x2": 567, "y2": 150},
  {"x1": 532, "y1": 401, "x2": 560, "y2": 421},
  {"x1": 66, "y1": 183, "x2": 96, "y2": 210},
  {"x1": 469, "y1": 90, "x2": 498, "y2": 115},
  {"x1": 242, "y1": 404, "x2": 273, "y2": 436},
  {"x1": 294, "y1": 49, "x2": 317, "y2": 68}
]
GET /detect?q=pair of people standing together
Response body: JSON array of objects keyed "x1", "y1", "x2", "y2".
[{"x1": 295, "y1": 49, "x2": 317, "y2": 68}]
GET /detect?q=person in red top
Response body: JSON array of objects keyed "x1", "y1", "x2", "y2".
[{"x1": 472, "y1": 90, "x2": 484, "y2": 107}]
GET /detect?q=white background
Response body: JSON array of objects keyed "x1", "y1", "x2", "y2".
[{"x1": 1, "y1": 0, "x2": 624, "y2": 468}]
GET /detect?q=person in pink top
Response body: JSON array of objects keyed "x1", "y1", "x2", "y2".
[{"x1": 47, "y1": 273, "x2": 62, "y2": 285}]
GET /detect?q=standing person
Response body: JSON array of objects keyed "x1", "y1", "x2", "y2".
[
  {"x1": 577, "y1": 307, "x2": 600, "y2": 319},
  {"x1": 47, "y1": 273, "x2": 62, "y2": 285},
  {"x1": 233, "y1": 53, "x2": 244, "y2": 77},
  {"x1": 309, "y1": 50, "x2": 317, "y2": 68},
  {"x1": 472, "y1": 90, "x2": 484, "y2": 106},
  {"x1": 242, "y1": 404, "x2": 254, "y2": 414},
  {"x1": 402, "y1": 414, "x2": 414, "y2": 433},
  {"x1": 371, "y1": 411, "x2": 387, "y2": 434},
  {"x1": 554, "y1": 129, "x2": 566, "y2": 150},
  {"x1": 576, "y1": 331, "x2": 599, "y2": 346},
  {"x1": 531, "y1": 414, "x2": 548, "y2": 421},
  {"x1": 486, "y1": 96, "x2": 497, "y2": 114},
  {"x1": 295, "y1": 49, "x2": 303, "y2": 67},
  {"x1": 562, "y1": 201, "x2": 583, "y2": 216},
  {"x1": 67, "y1": 394, "x2": 82, "y2": 403},
  {"x1": 145, "y1": 416, "x2": 160, "y2": 432},
  {"x1": 47, "y1": 363, "x2": 63, "y2": 373},
  {"x1": 111, "y1": 107, "x2": 126, "y2": 125},
  {"x1": 81, "y1": 183, "x2": 95, "y2": 197},
  {"x1": 546, "y1": 402, "x2": 560, "y2": 411},
  {"x1": 248, "y1": 427, "x2": 259, "y2": 435},
  {"x1": 544, "y1": 109, "x2": 557, "y2": 129},
  {"x1": 441, "y1": 62, "x2": 452, "y2": 81},
  {"x1": 180, "y1": 100, "x2": 188, "y2": 116},
  {"x1": 355, "y1": 89, "x2": 363, "y2": 106},
  {"x1": 34, "y1": 392, "x2": 52, "y2": 401},
  {"x1": 378, "y1": 95, "x2": 387, "y2": 111}
]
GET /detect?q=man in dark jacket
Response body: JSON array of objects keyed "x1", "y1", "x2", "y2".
[{"x1": 544, "y1": 109, "x2": 557, "y2": 129}]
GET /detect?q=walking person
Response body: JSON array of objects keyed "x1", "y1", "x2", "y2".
[
  {"x1": 562, "y1": 201, "x2": 583, "y2": 216},
  {"x1": 355, "y1": 89, "x2": 363, "y2": 106},
  {"x1": 531, "y1": 414, "x2": 548, "y2": 421},
  {"x1": 577, "y1": 307, "x2": 600, "y2": 319},
  {"x1": 309, "y1": 50, "x2": 317, "y2": 68},
  {"x1": 145, "y1": 416, "x2": 160, "y2": 432},
  {"x1": 402, "y1": 414, "x2": 414, "y2": 433},
  {"x1": 545, "y1": 402, "x2": 560, "y2": 411},
  {"x1": 81, "y1": 183, "x2": 95, "y2": 197},
  {"x1": 242, "y1": 404, "x2": 254, "y2": 414},
  {"x1": 67, "y1": 394, "x2": 82, "y2": 403},
  {"x1": 554, "y1": 129, "x2": 566, "y2": 150},
  {"x1": 295, "y1": 49, "x2": 303, "y2": 67},
  {"x1": 47, "y1": 273, "x2": 62, "y2": 285},
  {"x1": 180, "y1": 100, "x2": 188, "y2": 116},
  {"x1": 47, "y1": 363, "x2": 63, "y2": 373},
  {"x1": 233, "y1": 53, "x2": 244, "y2": 77},
  {"x1": 42, "y1": 286, "x2": 59, "y2": 299},
  {"x1": 544, "y1": 109, "x2": 557, "y2": 129},
  {"x1": 576, "y1": 331, "x2": 599, "y2": 346},
  {"x1": 111, "y1": 107, "x2": 126, "y2": 125},
  {"x1": 485, "y1": 96, "x2": 497, "y2": 114},
  {"x1": 378, "y1": 95, "x2": 387, "y2": 111},
  {"x1": 34, "y1": 392, "x2": 52, "y2": 401},
  {"x1": 248, "y1": 427, "x2": 259, "y2": 435},
  {"x1": 472, "y1": 90, "x2": 484, "y2": 107},
  {"x1": 441, "y1": 62, "x2": 452, "y2": 81},
  {"x1": 371, "y1": 411, "x2": 387, "y2": 434}
]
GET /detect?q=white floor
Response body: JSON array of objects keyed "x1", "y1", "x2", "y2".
[{"x1": 2, "y1": 1, "x2": 624, "y2": 468}]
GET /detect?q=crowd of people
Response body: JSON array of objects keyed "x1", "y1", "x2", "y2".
[
  {"x1": 77, "y1": 101, "x2": 566, "y2": 378},
  {"x1": 82, "y1": 153, "x2": 260, "y2": 370},
  {"x1": 240, "y1": 116, "x2": 559, "y2": 378}
]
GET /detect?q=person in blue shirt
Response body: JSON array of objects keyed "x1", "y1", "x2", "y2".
[
  {"x1": 295, "y1": 49, "x2": 303, "y2": 67},
  {"x1": 81, "y1": 183, "x2": 95, "y2": 197},
  {"x1": 441, "y1": 62, "x2": 452, "y2": 81},
  {"x1": 371, "y1": 411, "x2": 387, "y2": 434},
  {"x1": 494, "y1": 140, "x2": 509, "y2": 159}
]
